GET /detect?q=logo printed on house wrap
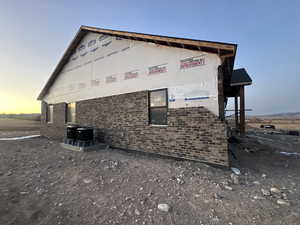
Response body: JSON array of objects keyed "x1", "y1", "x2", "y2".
[
  {"x1": 180, "y1": 55, "x2": 205, "y2": 69},
  {"x1": 148, "y1": 64, "x2": 167, "y2": 75},
  {"x1": 124, "y1": 70, "x2": 139, "y2": 80},
  {"x1": 106, "y1": 75, "x2": 117, "y2": 83}
]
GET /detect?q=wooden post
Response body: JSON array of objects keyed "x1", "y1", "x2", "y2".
[
  {"x1": 239, "y1": 86, "x2": 245, "y2": 136},
  {"x1": 234, "y1": 96, "x2": 239, "y2": 131}
]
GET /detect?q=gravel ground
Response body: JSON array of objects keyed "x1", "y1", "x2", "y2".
[{"x1": 0, "y1": 130, "x2": 299, "y2": 225}]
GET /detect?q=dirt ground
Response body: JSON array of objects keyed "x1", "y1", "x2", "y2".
[{"x1": 0, "y1": 129, "x2": 299, "y2": 225}]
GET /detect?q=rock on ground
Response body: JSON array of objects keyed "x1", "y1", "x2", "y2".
[
  {"x1": 277, "y1": 199, "x2": 290, "y2": 206},
  {"x1": 157, "y1": 204, "x2": 170, "y2": 212}
]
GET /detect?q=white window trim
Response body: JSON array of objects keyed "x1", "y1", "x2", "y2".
[
  {"x1": 47, "y1": 105, "x2": 54, "y2": 124},
  {"x1": 66, "y1": 102, "x2": 76, "y2": 124}
]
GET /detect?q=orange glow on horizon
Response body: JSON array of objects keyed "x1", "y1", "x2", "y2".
[{"x1": 0, "y1": 94, "x2": 40, "y2": 114}]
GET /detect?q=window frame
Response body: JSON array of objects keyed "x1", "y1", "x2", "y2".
[
  {"x1": 148, "y1": 88, "x2": 168, "y2": 125},
  {"x1": 66, "y1": 102, "x2": 76, "y2": 124},
  {"x1": 46, "y1": 104, "x2": 53, "y2": 124}
]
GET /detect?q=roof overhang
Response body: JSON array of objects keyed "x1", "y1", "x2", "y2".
[
  {"x1": 37, "y1": 25, "x2": 237, "y2": 100},
  {"x1": 225, "y1": 68, "x2": 252, "y2": 97},
  {"x1": 230, "y1": 82, "x2": 252, "y2": 86},
  {"x1": 230, "y1": 68, "x2": 252, "y2": 86}
]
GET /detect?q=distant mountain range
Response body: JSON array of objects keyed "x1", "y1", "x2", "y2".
[{"x1": 249, "y1": 112, "x2": 300, "y2": 119}]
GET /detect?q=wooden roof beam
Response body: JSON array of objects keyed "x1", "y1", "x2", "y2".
[
  {"x1": 220, "y1": 53, "x2": 235, "y2": 58},
  {"x1": 84, "y1": 26, "x2": 236, "y2": 51},
  {"x1": 130, "y1": 36, "x2": 138, "y2": 41}
]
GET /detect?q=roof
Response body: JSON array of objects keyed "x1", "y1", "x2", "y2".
[
  {"x1": 230, "y1": 68, "x2": 252, "y2": 86},
  {"x1": 37, "y1": 25, "x2": 237, "y2": 100}
]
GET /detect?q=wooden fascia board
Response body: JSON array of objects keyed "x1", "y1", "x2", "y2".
[
  {"x1": 230, "y1": 82, "x2": 252, "y2": 86},
  {"x1": 82, "y1": 26, "x2": 236, "y2": 52}
]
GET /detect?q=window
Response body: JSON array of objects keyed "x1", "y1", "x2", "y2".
[
  {"x1": 46, "y1": 105, "x2": 53, "y2": 123},
  {"x1": 149, "y1": 89, "x2": 168, "y2": 125},
  {"x1": 66, "y1": 102, "x2": 76, "y2": 123}
]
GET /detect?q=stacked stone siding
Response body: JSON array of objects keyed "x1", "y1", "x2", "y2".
[
  {"x1": 41, "y1": 102, "x2": 66, "y2": 140},
  {"x1": 41, "y1": 91, "x2": 228, "y2": 166}
]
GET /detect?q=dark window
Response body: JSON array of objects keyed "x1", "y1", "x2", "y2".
[
  {"x1": 46, "y1": 104, "x2": 53, "y2": 123},
  {"x1": 66, "y1": 103, "x2": 76, "y2": 123},
  {"x1": 149, "y1": 89, "x2": 168, "y2": 125}
]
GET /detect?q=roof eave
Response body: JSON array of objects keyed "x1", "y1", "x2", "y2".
[
  {"x1": 82, "y1": 25, "x2": 237, "y2": 52},
  {"x1": 230, "y1": 81, "x2": 252, "y2": 86}
]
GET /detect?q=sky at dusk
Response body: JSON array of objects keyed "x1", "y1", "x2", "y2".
[{"x1": 0, "y1": 0, "x2": 299, "y2": 114}]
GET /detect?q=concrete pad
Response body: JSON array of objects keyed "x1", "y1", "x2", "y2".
[{"x1": 60, "y1": 142, "x2": 109, "y2": 152}]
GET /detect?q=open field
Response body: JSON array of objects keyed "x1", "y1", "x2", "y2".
[
  {"x1": 247, "y1": 119, "x2": 300, "y2": 130},
  {"x1": 0, "y1": 129, "x2": 299, "y2": 225},
  {"x1": 0, "y1": 118, "x2": 40, "y2": 131}
]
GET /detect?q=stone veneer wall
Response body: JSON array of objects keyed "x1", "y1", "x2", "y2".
[
  {"x1": 41, "y1": 91, "x2": 228, "y2": 166},
  {"x1": 41, "y1": 102, "x2": 66, "y2": 140}
]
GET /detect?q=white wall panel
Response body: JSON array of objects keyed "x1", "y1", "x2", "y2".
[{"x1": 44, "y1": 32, "x2": 221, "y2": 115}]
